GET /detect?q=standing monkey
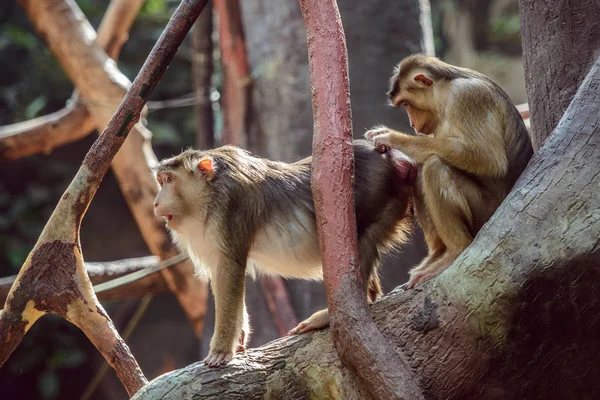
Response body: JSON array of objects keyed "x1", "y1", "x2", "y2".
[
  {"x1": 366, "y1": 54, "x2": 533, "y2": 289},
  {"x1": 153, "y1": 140, "x2": 416, "y2": 367}
]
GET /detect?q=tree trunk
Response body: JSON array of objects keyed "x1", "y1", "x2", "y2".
[
  {"x1": 519, "y1": 0, "x2": 600, "y2": 149},
  {"x1": 132, "y1": 54, "x2": 600, "y2": 399}
]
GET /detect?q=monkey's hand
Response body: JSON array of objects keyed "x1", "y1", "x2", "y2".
[
  {"x1": 288, "y1": 309, "x2": 329, "y2": 335},
  {"x1": 364, "y1": 125, "x2": 393, "y2": 144}
]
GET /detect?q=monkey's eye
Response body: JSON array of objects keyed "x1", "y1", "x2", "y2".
[
  {"x1": 156, "y1": 177, "x2": 163, "y2": 186},
  {"x1": 400, "y1": 101, "x2": 409, "y2": 108},
  {"x1": 165, "y1": 176, "x2": 174, "y2": 184}
]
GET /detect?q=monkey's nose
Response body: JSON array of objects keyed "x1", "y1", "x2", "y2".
[{"x1": 154, "y1": 202, "x2": 159, "y2": 208}]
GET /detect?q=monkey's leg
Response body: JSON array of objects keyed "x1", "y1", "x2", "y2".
[
  {"x1": 205, "y1": 259, "x2": 247, "y2": 367},
  {"x1": 288, "y1": 309, "x2": 330, "y2": 335},
  {"x1": 408, "y1": 185, "x2": 445, "y2": 275},
  {"x1": 408, "y1": 156, "x2": 476, "y2": 288},
  {"x1": 288, "y1": 241, "x2": 382, "y2": 335}
]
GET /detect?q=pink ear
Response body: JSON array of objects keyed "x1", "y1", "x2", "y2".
[
  {"x1": 414, "y1": 73, "x2": 433, "y2": 87},
  {"x1": 197, "y1": 158, "x2": 215, "y2": 180}
]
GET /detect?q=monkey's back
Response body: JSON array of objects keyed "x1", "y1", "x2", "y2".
[{"x1": 246, "y1": 140, "x2": 413, "y2": 279}]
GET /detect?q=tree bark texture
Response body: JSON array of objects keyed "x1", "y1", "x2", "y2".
[
  {"x1": 17, "y1": 0, "x2": 209, "y2": 335},
  {"x1": 132, "y1": 55, "x2": 600, "y2": 400},
  {"x1": 519, "y1": 0, "x2": 600, "y2": 150}
]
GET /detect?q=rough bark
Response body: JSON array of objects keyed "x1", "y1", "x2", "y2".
[
  {"x1": 0, "y1": 0, "x2": 210, "y2": 395},
  {"x1": 17, "y1": 0, "x2": 209, "y2": 335},
  {"x1": 0, "y1": 0, "x2": 143, "y2": 161},
  {"x1": 298, "y1": 1, "x2": 422, "y2": 399},
  {"x1": 519, "y1": 0, "x2": 600, "y2": 150},
  {"x1": 0, "y1": 256, "x2": 170, "y2": 304},
  {"x1": 132, "y1": 55, "x2": 600, "y2": 400}
]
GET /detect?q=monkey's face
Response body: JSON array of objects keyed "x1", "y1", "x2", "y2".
[
  {"x1": 154, "y1": 160, "x2": 213, "y2": 231},
  {"x1": 389, "y1": 69, "x2": 440, "y2": 135}
]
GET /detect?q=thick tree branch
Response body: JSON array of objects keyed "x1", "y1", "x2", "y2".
[
  {"x1": 0, "y1": 0, "x2": 210, "y2": 395},
  {"x1": 132, "y1": 55, "x2": 600, "y2": 400},
  {"x1": 0, "y1": 0, "x2": 142, "y2": 161},
  {"x1": 298, "y1": 0, "x2": 422, "y2": 399}
]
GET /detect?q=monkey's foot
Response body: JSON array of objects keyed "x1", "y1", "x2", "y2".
[
  {"x1": 288, "y1": 309, "x2": 329, "y2": 335},
  {"x1": 204, "y1": 350, "x2": 234, "y2": 368},
  {"x1": 406, "y1": 260, "x2": 452, "y2": 289},
  {"x1": 406, "y1": 271, "x2": 436, "y2": 289}
]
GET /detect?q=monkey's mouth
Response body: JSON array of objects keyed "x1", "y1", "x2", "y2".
[{"x1": 163, "y1": 214, "x2": 173, "y2": 222}]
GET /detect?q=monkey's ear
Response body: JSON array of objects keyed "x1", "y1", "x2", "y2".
[
  {"x1": 413, "y1": 73, "x2": 434, "y2": 87},
  {"x1": 197, "y1": 158, "x2": 215, "y2": 180}
]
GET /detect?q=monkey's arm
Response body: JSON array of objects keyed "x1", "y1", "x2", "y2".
[
  {"x1": 366, "y1": 127, "x2": 508, "y2": 177},
  {"x1": 205, "y1": 257, "x2": 247, "y2": 367}
]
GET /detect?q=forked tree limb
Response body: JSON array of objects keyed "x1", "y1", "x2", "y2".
[
  {"x1": 0, "y1": 0, "x2": 143, "y2": 161},
  {"x1": 0, "y1": 0, "x2": 210, "y2": 395},
  {"x1": 297, "y1": 0, "x2": 423, "y2": 399},
  {"x1": 17, "y1": 0, "x2": 209, "y2": 335},
  {"x1": 133, "y1": 55, "x2": 600, "y2": 400}
]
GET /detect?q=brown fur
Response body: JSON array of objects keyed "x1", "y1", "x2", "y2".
[
  {"x1": 153, "y1": 140, "x2": 416, "y2": 366},
  {"x1": 366, "y1": 54, "x2": 533, "y2": 288}
]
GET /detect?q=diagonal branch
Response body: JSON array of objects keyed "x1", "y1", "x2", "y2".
[{"x1": 0, "y1": 0, "x2": 210, "y2": 395}]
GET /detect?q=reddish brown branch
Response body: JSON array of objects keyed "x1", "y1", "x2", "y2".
[
  {"x1": 297, "y1": 0, "x2": 423, "y2": 399},
  {"x1": 213, "y1": 0, "x2": 251, "y2": 147}
]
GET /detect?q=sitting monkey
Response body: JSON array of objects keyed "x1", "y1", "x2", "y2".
[
  {"x1": 366, "y1": 54, "x2": 533, "y2": 288},
  {"x1": 153, "y1": 140, "x2": 416, "y2": 366}
]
